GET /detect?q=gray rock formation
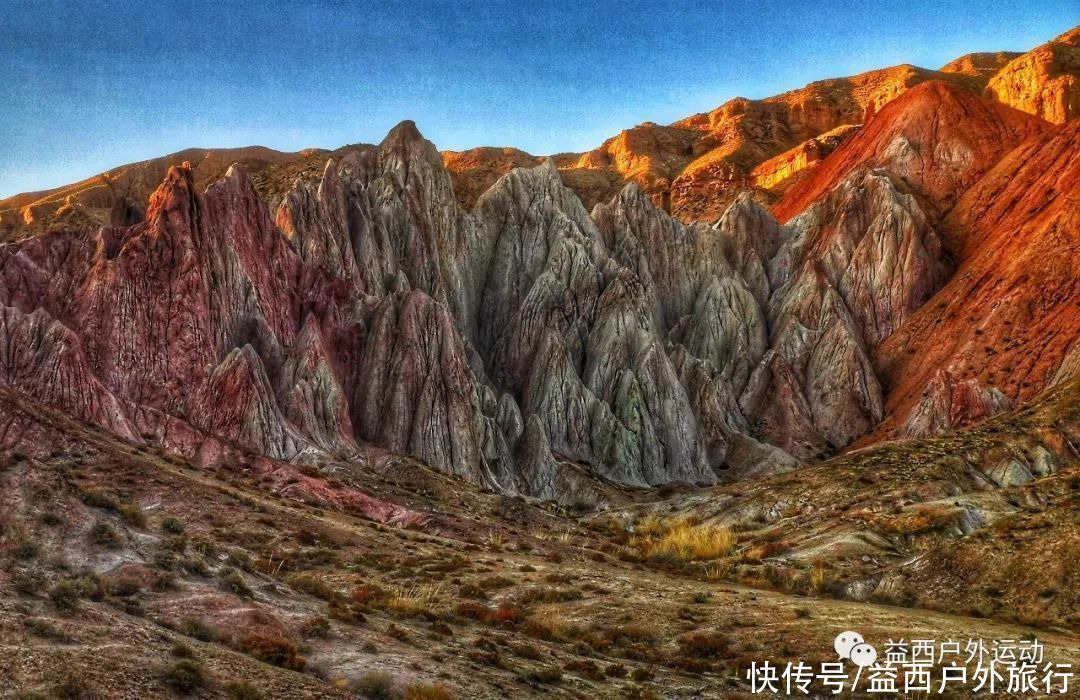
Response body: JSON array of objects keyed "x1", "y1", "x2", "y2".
[{"x1": 0, "y1": 120, "x2": 964, "y2": 502}]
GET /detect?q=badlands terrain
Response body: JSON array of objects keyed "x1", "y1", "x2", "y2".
[{"x1": 0, "y1": 24, "x2": 1078, "y2": 700}]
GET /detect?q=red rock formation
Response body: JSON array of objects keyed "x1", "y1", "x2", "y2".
[
  {"x1": 6, "y1": 30, "x2": 1065, "y2": 240},
  {"x1": 0, "y1": 305, "x2": 136, "y2": 440},
  {"x1": 751, "y1": 125, "x2": 860, "y2": 193},
  {"x1": 901, "y1": 370, "x2": 1012, "y2": 438},
  {"x1": 939, "y1": 51, "x2": 1023, "y2": 84},
  {"x1": 0, "y1": 62, "x2": 1072, "y2": 503},
  {"x1": 985, "y1": 26, "x2": 1080, "y2": 124},
  {"x1": 875, "y1": 120, "x2": 1080, "y2": 433},
  {"x1": 0, "y1": 147, "x2": 315, "y2": 238},
  {"x1": 442, "y1": 147, "x2": 548, "y2": 210},
  {"x1": 773, "y1": 81, "x2": 1051, "y2": 223}
]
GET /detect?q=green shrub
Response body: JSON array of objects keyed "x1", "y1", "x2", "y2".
[
  {"x1": 161, "y1": 517, "x2": 186, "y2": 535},
  {"x1": 171, "y1": 642, "x2": 195, "y2": 658},
  {"x1": 179, "y1": 617, "x2": 224, "y2": 642},
  {"x1": 51, "y1": 674, "x2": 99, "y2": 699},
  {"x1": 160, "y1": 659, "x2": 205, "y2": 694},
  {"x1": 224, "y1": 682, "x2": 264, "y2": 700},
  {"x1": 15, "y1": 541, "x2": 39, "y2": 560},
  {"x1": 88, "y1": 521, "x2": 122, "y2": 549},
  {"x1": 80, "y1": 488, "x2": 120, "y2": 511},
  {"x1": 218, "y1": 569, "x2": 253, "y2": 598},
  {"x1": 23, "y1": 618, "x2": 72, "y2": 642},
  {"x1": 351, "y1": 672, "x2": 399, "y2": 700},
  {"x1": 301, "y1": 614, "x2": 330, "y2": 639},
  {"x1": 109, "y1": 576, "x2": 143, "y2": 597},
  {"x1": 11, "y1": 567, "x2": 46, "y2": 596},
  {"x1": 50, "y1": 580, "x2": 89, "y2": 613},
  {"x1": 525, "y1": 666, "x2": 563, "y2": 684}
]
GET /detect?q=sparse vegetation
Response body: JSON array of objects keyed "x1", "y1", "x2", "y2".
[
  {"x1": 524, "y1": 666, "x2": 563, "y2": 684},
  {"x1": 352, "y1": 671, "x2": 398, "y2": 700},
  {"x1": 88, "y1": 520, "x2": 122, "y2": 549},
  {"x1": 404, "y1": 682, "x2": 453, "y2": 700},
  {"x1": 218, "y1": 568, "x2": 253, "y2": 598},
  {"x1": 179, "y1": 617, "x2": 224, "y2": 642},
  {"x1": 224, "y1": 682, "x2": 264, "y2": 700},
  {"x1": 386, "y1": 582, "x2": 444, "y2": 617},
  {"x1": 159, "y1": 659, "x2": 205, "y2": 694},
  {"x1": 119, "y1": 503, "x2": 146, "y2": 527},
  {"x1": 300, "y1": 614, "x2": 330, "y2": 639},
  {"x1": 630, "y1": 517, "x2": 735, "y2": 561},
  {"x1": 49, "y1": 576, "x2": 102, "y2": 613},
  {"x1": 235, "y1": 632, "x2": 306, "y2": 670},
  {"x1": 678, "y1": 631, "x2": 730, "y2": 658},
  {"x1": 160, "y1": 517, "x2": 186, "y2": 535}
]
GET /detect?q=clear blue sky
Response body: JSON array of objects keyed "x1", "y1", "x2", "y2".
[{"x1": 0, "y1": 0, "x2": 1075, "y2": 198}]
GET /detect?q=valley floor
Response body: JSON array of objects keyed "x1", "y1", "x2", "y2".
[{"x1": 1, "y1": 388, "x2": 1079, "y2": 699}]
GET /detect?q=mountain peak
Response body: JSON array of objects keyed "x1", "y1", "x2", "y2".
[{"x1": 382, "y1": 119, "x2": 425, "y2": 147}]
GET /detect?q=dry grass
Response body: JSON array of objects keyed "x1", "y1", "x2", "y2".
[
  {"x1": 810, "y1": 562, "x2": 828, "y2": 593},
  {"x1": 405, "y1": 682, "x2": 453, "y2": 700},
  {"x1": 857, "y1": 504, "x2": 960, "y2": 536},
  {"x1": 630, "y1": 518, "x2": 735, "y2": 562},
  {"x1": 386, "y1": 582, "x2": 445, "y2": 616}
]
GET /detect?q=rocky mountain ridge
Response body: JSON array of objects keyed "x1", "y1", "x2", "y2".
[
  {"x1": 5, "y1": 26, "x2": 1076, "y2": 241},
  {"x1": 2, "y1": 70, "x2": 1076, "y2": 507}
]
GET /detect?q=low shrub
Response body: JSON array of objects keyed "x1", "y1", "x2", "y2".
[
  {"x1": 49, "y1": 576, "x2": 102, "y2": 613},
  {"x1": 160, "y1": 660, "x2": 204, "y2": 694},
  {"x1": 218, "y1": 569, "x2": 253, "y2": 598},
  {"x1": 678, "y1": 631, "x2": 730, "y2": 659},
  {"x1": 524, "y1": 666, "x2": 563, "y2": 684},
  {"x1": 160, "y1": 517, "x2": 186, "y2": 535},
  {"x1": 119, "y1": 503, "x2": 147, "y2": 528},
  {"x1": 404, "y1": 682, "x2": 452, "y2": 700},
  {"x1": 301, "y1": 614, "x2": 330, "y2": 639},
  {"x1": 179, "y1": 617, "x2": 224, "y2": 642},
  {"x1": 15, "y1": 541, "x2": 39, "y2": 560},
  {"x1": 352, "y1": 671, "x2": 399, "y2": 700},
  {"x1": 235, "y1": 632, "x2": 305, "y2": 670},
  {"x1": 224, "y1": 682, "x2": 264, "y2": 700},
  {"x1": 455, "y1": 602, "x2": 523, "y2": 627},
  {"x1": 88, "y1": 521, "x2": 122, "y2": 549}
]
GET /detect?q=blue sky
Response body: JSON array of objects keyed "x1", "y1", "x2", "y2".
[{"x1": 0, "y1": 0, "x2": 1075, "y2": 198}]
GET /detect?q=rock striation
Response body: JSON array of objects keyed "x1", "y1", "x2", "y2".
[
  {"x1": 875, "y1": 119, "x2": 1080, "y2": 437},
  {"x1": 0, "y1": 46, "x2": 1076, "y2": 502},
  {"x1": 0, "y1": 121, "x2": 818, "y2": 497},
  {"x1": 772, "y1": 81, "x2": 1051, "y2": 223},
  {"x1": 985, "y1": 26, "x2": 1080, "y2": 124}
]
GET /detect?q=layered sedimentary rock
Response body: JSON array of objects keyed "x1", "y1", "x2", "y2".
[
  {"x1": 276, "y1": 316, "x2": 356, "y2": 453},
  {"x1": 901, "y1": 370, "x2": 1012, "y2": 438},
  {"x1": 0, "y1": 121, "x2": 782, "y2": 495},
  {"x1": 939, "y1": 52, "x2": 1023, "y2": 84},
  {"x1": 0, "y1": 61, "x2": 1073, "y2": 501},
  {"x1": 664, "y1": 66, "x2": 982, "y2": 220},
  {"x1": 985, "y1": 26, "x2": 1080, "y2": 124},
  {"x1": 0, "y1": 305, "x2": 136, "y2": 440},
  {"x1": 751, "y1": 125, "x2": 861, "y2": 193},
  {"x1": 0, "y1": 145, "x2": 371, "y2": 240},
  {"x1": 875, "y1": 119, "x2": 1080, "y2": 436},
  {"x1": 773, "y1": 81, "x2": 1051, "y2": 222}
]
